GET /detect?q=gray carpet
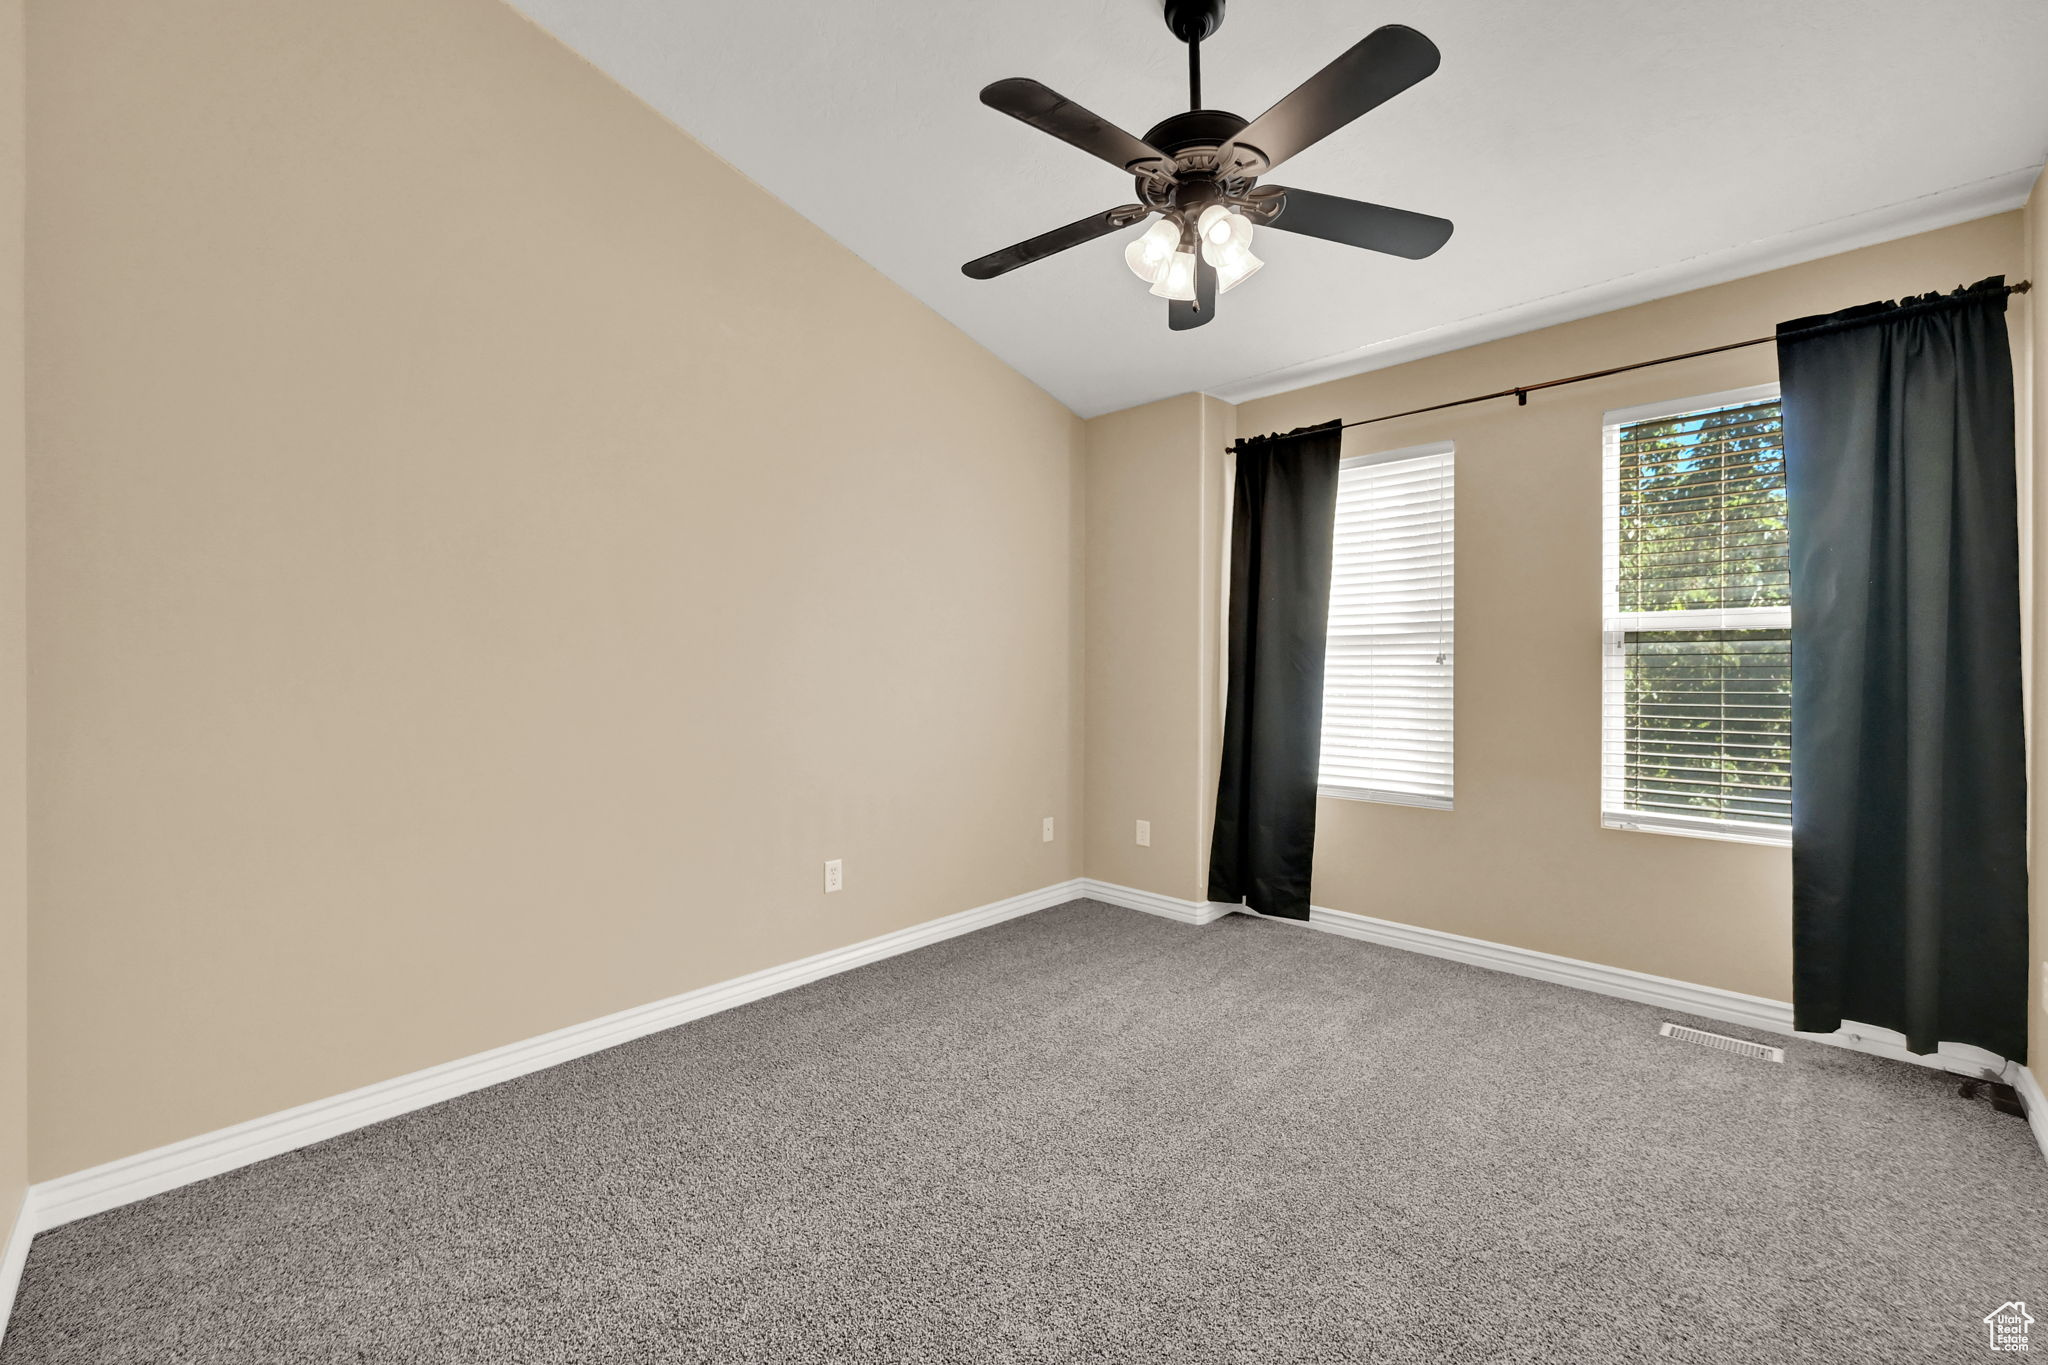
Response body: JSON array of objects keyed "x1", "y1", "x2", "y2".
[{"x1": 5, "y1": 900, "x2": 2044, "y2": 1363}]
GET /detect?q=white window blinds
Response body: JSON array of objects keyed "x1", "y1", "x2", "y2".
[
  {"x1": 1319, "y1": 442, "x2": 1454, "y2": 809},
  {"x1": 1601, "y1": 386, "x2": 1789, "y2": 843}
]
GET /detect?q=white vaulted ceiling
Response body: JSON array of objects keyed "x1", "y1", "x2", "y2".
[{"x1": 509, "y1": 0, "x2": 2048, "y2": 417}]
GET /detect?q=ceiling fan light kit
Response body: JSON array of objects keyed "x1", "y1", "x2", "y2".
[{"x1": 961, "y1": 0, "x2": 1455, "y2": 331}]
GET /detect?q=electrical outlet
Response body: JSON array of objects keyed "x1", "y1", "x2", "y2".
[
  {"x1": 1042, "y1": 817, "x2": 1055, "y2": 842},
  {"x1": 823, "y1": 859, "x2": 843, "y2": 894},
  {"x1": 1135, "y1": 819, "x2": 1151, "y2": 847}
]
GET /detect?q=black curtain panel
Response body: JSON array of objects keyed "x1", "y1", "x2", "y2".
[
  {"x1": 1777, "y1": 277, "x2": 2027, "y2": 1061},
  {"x1": 1208, "y1": 421, "x2": 1343, "y2": 921}
]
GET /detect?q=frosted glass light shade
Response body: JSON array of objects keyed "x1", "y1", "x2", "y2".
[
  {"x1": 1214, "y1": 247, "x2": 1262, "y2": 293},
  {"x1": 1194, "y1": 206, "x2": 1262, "y2": 293},
  {"x1": 1124, "y1": 218, "x2": 1182, "y2": 285},
  {"x1": 1148, "y1": 249, "x2": 1198, "y2": 301},
  {"x1": 1197, "y1": 205, "x2": 1251, "y2": 255}
]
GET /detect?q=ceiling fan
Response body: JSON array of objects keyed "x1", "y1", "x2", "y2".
[{"x1": 960, "y1": 0, "x2": 1453, "y2": 331}]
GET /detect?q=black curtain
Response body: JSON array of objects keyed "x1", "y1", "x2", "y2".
[
  {"x1": 1778, "y1": 276, "x2": 2027, "y2": 1061},
  {"x1": 1208, "y1": 421, "x2": 1343, "y2": 921}
]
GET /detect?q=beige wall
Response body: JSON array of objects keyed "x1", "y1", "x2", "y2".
[
  {"x1": 2027, "y1": 169, "x2": 2047, "y2": 1074},
  {"x1": 1086, "y1": 213, "x2": 2024, "y2": 1005},
  {"x1": 26, "y1": 0, "x2": 1084, "y2": 1180},
  {"x1": 1081, "y1": 394, "x2": 1230, "y2": 900},
  {"x1": 0, "y1": 0, "x2": 22, "y2": 1249}
]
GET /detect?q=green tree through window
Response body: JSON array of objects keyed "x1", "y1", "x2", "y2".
[{"x1": 1604, "y1": 396, "x2": 1789, "y2": 835}]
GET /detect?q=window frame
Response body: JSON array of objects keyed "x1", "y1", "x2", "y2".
[
  {"x1": 1600, "y1": 383, "x2": 1790, "y2": 847},
  {"x1": 1318, "y1": 439, "x2": 1455, "y2": 811}
]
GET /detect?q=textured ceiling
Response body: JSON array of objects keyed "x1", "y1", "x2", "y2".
[{"x1": 509, "y1": 0, "x2": 2048, "y2": 417}]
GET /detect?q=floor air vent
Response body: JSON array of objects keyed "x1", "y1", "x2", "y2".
[{"x1": 1658, "y1": 1022, "x2": 1785, "y2": 1063}]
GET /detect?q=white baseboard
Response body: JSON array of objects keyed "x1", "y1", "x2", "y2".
[
  {"x1": 1075, "y1": 878, "x2": 1236, "y2": 926},
  {"x1": 25, "y1": 878, "x2": 1088, "y2": 1235},
  {"x1": 1298, "y1": 903, "x2": 2011, "y2": 1079},
  {"x1": 2011, "y1": 1065, "x2": 2048, "y2": 1168},
  {"x1": 0, "y1": 1186, "x2": 33, "y2": 1351},
  {"x1": 1075, "y1": 880, "x2": 2018, "y2": 1085}
]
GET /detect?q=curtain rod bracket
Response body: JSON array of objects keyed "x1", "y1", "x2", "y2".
[{"x1": 1514, "y1": 388, "x2": 1527, "y2": 406}]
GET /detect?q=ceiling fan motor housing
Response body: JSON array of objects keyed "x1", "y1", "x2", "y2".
[
  {"x1": 1137, "y1": 109, "x2": 1265, "y2": 221},
  {"x1": 1141, "y1": 109, "x2": 1246, "y2": 158}
]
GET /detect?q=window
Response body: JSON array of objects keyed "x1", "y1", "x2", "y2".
[
  {"x1": 1601, "y1": 385, "x2": 1789, "y2": 844},
  {"x1": 1319, "y1": 442, "x2": 1454, "y2": 809}
]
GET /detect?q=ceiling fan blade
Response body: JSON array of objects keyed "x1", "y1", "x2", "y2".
[
  {"x1": 1222, "y1": 25, "x2": 1440, "y2": 175},
  {"x1": 980, "y1": 78, "x2": 1172, "y2": 175},
  {"x1": 961, "y1": 206, "x2": 1148, "y2": 280},
  {"x1": 1261, "y1": 187, "x2": 1453, "y2": 260},
  {"x1": 1168, "y1": 253, "x2": 1218, "y2": 330}
]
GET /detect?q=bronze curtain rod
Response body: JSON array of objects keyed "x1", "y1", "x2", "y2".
[{"x1": 1229, "y1": 278, "x2": 2033, "y2": 451}]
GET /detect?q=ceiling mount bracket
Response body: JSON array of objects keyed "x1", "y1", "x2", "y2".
[{"x1": 1163, "y1": 0, "x2": 1225, "y2": 43}]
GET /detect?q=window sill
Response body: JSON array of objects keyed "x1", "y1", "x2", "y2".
[
  {"x1": 1601, "y1": 813, "x2": 1790, "y2": 847},
  {"x1": 1320, "y1": 785, "x2": 1452, "y2": 811}
]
